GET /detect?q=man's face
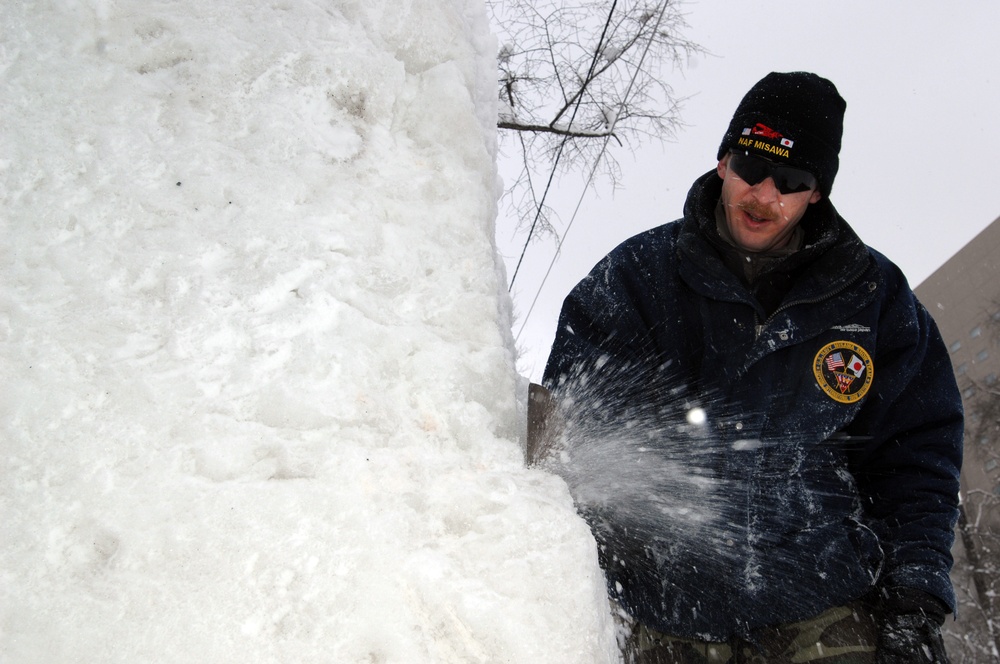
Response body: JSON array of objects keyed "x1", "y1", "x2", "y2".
[{"x1": 717, "y1": 153, "x2": 822, "y2": 253}]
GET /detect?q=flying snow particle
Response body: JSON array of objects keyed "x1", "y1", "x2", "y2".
[{"x1": 686, "y1": 407, "x2": 707, "y2": 426}]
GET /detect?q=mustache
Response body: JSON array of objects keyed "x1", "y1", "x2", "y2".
[{"x1": 736, "y1": 200, "x2": 779, "y2": 222}]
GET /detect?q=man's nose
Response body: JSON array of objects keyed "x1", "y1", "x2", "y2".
[{"x1": 750, "y1": 177, "x2": 781, "y2": 202}]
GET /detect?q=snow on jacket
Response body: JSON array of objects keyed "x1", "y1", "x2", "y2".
[{"x1": 542, "y1": 169, "x2": 963, "y2": 641}]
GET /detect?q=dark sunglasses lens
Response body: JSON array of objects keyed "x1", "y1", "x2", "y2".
[
  {"x1": 729, "y1": 153, "x2": 768, "y2": 185},
  {"x1": 773, "y1": 168, "x2": 817, "y2": 194},
  {"x1": 730, "y1": 152, "x2": 817, "y2": 194}
]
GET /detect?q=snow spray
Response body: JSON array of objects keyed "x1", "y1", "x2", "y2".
[
  {"x1": 531, "y1": 353, "x2": 880, "y2": 632},
  {"x1": 531, "y1": 357, "x2": 744, "y2": 571}
]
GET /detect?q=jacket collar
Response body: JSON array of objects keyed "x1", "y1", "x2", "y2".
[{"x1": 677, "y1": 169, "x2": 872, "y2": 307}]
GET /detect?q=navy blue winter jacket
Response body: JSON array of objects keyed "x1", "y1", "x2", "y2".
[{"x1": 543, "y1": 170, "x2": 963, "y2": 640}]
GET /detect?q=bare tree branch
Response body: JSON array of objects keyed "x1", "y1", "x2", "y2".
[
  {"x1": 948, "y1": 297, "x2": 1000, "y2": 661},
  {"x1": 497, "y1": 120, "x2": 622, "y2": 142},
  {"x1": 490, "y1": 0, "x2": 704, "y2": 279}
]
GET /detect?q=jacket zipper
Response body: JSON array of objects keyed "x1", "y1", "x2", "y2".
[{"x1": 754, "y1": 263, "x2": 873, "y2": 339}]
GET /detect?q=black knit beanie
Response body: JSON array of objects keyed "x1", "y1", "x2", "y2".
[{"x1": 717, "y1": 72, "x2": 846, "y2": 196}]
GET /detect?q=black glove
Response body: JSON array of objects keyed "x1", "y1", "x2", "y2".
[{"x1": 875, "y1": 587, "x2": 950, "y2": 664}]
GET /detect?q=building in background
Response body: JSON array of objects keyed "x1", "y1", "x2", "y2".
[{"x1": 915, "y1": 216, "x2": 1000, "y2": 662}]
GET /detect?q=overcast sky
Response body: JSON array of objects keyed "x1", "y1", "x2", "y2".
[{"x1": 497, "y1": 0, "x2": 1000, "y2": 382}]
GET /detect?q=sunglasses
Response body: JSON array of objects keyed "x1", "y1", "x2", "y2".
[{"x1": 728, "y1": 150, "x2": 818, "y2": 195}]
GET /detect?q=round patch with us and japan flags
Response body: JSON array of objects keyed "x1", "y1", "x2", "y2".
[{"x1": 813, "y1": 341, "x2": 874, "y2": 403}]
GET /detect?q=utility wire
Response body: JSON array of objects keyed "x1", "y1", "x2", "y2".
[
  {"x1": 514, "y1": 0, "x2": 671, "y2": 343},
  {"x1": 507, "y1": 0, "x2": 619, "y2": 293}
]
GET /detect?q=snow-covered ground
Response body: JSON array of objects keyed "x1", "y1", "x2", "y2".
[{"x1": 0, "y1": 0, "x2": 620, "y2": 661}]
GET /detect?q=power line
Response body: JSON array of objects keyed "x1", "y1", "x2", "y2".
[
  {"x1": 514, "y1": 0, "x2": 671, "y2": 343},
  {"x1": 507, "y1": 0, "x2": 619, "y2": 293}
]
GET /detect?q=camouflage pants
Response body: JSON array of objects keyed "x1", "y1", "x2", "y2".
[{"x1": 621, "y1": 602, "x2": 877, "y2": 664}]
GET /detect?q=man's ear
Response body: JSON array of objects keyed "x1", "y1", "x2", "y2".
[
  {"x1": 717, "y1": 154, "x2": 730, "y2": 179},
  {"x1": 809, "y1": 189, "x2": 822, "y2": 204}
]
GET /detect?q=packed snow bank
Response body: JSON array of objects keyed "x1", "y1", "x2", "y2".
[{"x1": 0, "y1": 0, "x2": 619, "y2": 661}]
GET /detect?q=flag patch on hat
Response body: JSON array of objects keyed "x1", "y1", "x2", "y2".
[
  {"x1": 750, "y1": 123, "x2": 782, "y2": 139},
  {"x1": 736, "y1": 123, "x2": 795, "y2": 159}
]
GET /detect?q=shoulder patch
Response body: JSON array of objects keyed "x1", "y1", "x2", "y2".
[{"x1": 813, "y1": 341, "x2": 874, "y2": 403}]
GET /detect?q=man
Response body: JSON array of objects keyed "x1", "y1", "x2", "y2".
[{"x1": 538, "y1": 72, "x2": 962, "y2": 663}]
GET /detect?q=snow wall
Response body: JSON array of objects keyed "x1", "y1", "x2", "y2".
[{"x1": 0, "y1": 1, "x2": 619, "y2": 661}]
